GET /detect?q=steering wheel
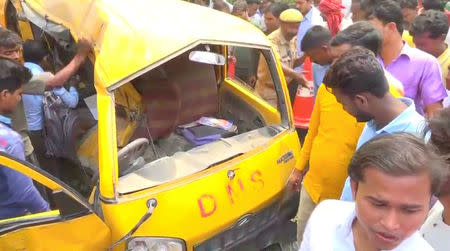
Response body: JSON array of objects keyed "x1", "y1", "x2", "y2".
[{"x1": 117, "y1": 138, "x2": 149, "y2": 176}]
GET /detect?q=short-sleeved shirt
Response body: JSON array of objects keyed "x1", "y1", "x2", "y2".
[
  {"x1": 340, "y1": 98, "x2": 426, "y2": 201},
  {"x1": 379, "y1": 43, "x2": 447, "y2": 115},
  {"x1": 300, "y1": 200, "x2": 434, "y2": 251},
  {"x1": 255, "y1": 29, "x2": 299, "y2": 106},
  {"x1": 420, "y1": 201, "x2": 450, "y2": 251},
  {"x1": 0, "y1": 115, "x2": 49, "y2": 219}
]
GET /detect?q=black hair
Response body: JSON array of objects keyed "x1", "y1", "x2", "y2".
[
  {"x1": 301, "y1": 26, "x2": 332, "y2": 51},
  {"x1": 323, "y1": 47, "x2": 389, "y2": 98},
  {"x1": 398, "y1": 0, "x2": 418, "y2": 9},
  {"x1": 265, "y1": 2, "x2": 290, "y2": 17},
  {"x1": 331, "y1": 21, "x2": 382, "y2": 55},
  {"x1": 423, "y1": 0, "x2": 445, "y2": 11},
  {"x1": 246, "y1": 0, "x2": 259, "y2": 5},
  {"x1": 368, "y1": 0, "x2": 404, "y2": 34},
  {"x1": 0, "y1": 58, "x2": 31, "y2": 92},
  {"x1": 410, "y1": 10, "x2": 449, "y2": 38},
  {"x1": 0, "y1": 28, "x2": 22, "y2": 49},
  {"x1": 23, "y1": 40, "x2": 49, "y2": 63}
]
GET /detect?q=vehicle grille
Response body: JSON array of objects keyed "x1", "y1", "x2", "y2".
[{"x1": 194, "y1": 201, "x2": 279, "y2": 251}]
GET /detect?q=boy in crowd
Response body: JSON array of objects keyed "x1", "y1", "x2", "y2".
[
  {"x1": 324, "y1": 47, "x2": 426, "y2": 201},
  {"x1": 300, "y1": 25, "x2": 332, "y2": 97},
  {"x1": 21, "y1": 40, "x2": 79, "y2": 178},
  {"x1": 398, "y1": 0, "x2": 418, "y2": 47},
  {"x1": 410, "y1": 10, "x2": 449, "y2": 90},
  {"x1": 366, "y1": 0, "x2": 447, "y2": 116},
  {"x1": 0, "y1": 58, "x2": 49, "y2": 219},
  {"x1": 420, "y1": 107, "x2": 450, "y2": 251},
  {"x1": 300, "y1": 133, "x2": 441, "y2": 251}
]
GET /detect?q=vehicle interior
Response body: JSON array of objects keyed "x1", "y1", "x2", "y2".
[{"x1": 5, "y1": 1, "x2": 287, "y2": 198}]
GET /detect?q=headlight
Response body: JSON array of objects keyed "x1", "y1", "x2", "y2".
[{"x1": 127, "y1": 237, "x2": 186, "y2": 251}]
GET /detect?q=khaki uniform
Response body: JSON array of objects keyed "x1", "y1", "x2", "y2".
[
  {"x1": 9, "y1": 77, "x2": 46, "y2": 156},
  {"x1": 255, "y1": 29, "x2": 299, "y2": 106}
]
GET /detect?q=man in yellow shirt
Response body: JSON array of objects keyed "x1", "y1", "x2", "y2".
[
  {"x1": 288, "y1": 21, "x2": 404, "y2": 245},
  {"x1": 255, "y1": 8, "x2": 307, "y2": 107},
  {"x1": 410, "y1": 10, "x2": 450, "y2": 86}
]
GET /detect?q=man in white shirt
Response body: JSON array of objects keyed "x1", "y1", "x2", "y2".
[
  {"x1": 420, "y1": 107, "x2": 450, "y2": 251},
  {"x1": 300, "y1": 133, "x2": 445, "y2": 251}
]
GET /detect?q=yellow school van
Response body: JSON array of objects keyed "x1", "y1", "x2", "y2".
[{"x1": 0, "y1": 0, "x2": 301, "y2": 250}]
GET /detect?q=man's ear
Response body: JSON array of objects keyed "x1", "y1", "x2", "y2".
[
  {"x1": 0, "y1": 89, "x2": 9, "y2": 100},
  {"x1": 353, "y1": 94, "x2": 368, "y2": 107},
  {"x1": 386, "y1": 22, "x2": 398, "y2": 34},
  {"x1": 350, "y1": 178, "x2": 358, "y2": 201}
]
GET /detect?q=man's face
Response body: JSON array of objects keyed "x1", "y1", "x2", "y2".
[
  {"x1": 0, "y1": 86, "x2": 23, "y2": 113},
  {"x1": 351, "y1": 166, "x2": 431, "y2": 250},
  {"x1": 329, "y1": 43, "x2": 353, "y2": 61},
  {"x1": 280, "y1": 22, "x2": 300, "y2": 41},
  {"x1": 332, "y1": 88, "x2": 373, "y2": 122},
  {"x1": 305, "y1": 46, "x2": 331, "y2": 66},
  {"x1": 296, "y1": 0, "x2": 312, "y2": 16},
  {"x1": 0, "y1": 45, "x2": 22, "y2": 63},
  {"x1": 248, "y1": 3, "x2": 259, "y2": 17},
  {"x1": 351, "y1": 1, "x2": 364, "y2": 22},
  {"x1": 401, "y1": 8, "x2": 417, "y2": 29},
  {"x1": 264, "y1": 12, "x2": 280, "y2": 34},
  {"x1": 234, "y1": 10, "x2": 250, "y2": 21},
  {"x1": 412, "y1": 32, "x2": 443, "y2": 57}
]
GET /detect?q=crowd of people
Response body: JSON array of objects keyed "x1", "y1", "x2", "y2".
[
  {"x1": 0, "y1": 27, "x2": 91, "y2": 218},
  {"x1": 197, "y1": 0, "x2": 450, "y2": 250}
]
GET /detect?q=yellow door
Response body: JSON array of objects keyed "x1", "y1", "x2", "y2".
[{"x1": 0, "y1": 153, "x2": 111, "y2": 250}]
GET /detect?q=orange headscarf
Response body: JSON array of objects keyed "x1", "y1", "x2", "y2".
[{"x1": 318, "y1": 0, "x2": 345, "y2": 37}]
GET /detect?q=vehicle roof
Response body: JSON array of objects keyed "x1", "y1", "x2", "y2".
[{"x1": 24, "y1": 0, "x2": 271, "y2": 89}]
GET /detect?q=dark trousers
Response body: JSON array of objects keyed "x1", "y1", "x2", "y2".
[
  {"x1": 296, "y1": 127, "x2": 308, "y2": 146},
  {"x1": 29, "y1": 130, "x2": 61, "y2": 179}
]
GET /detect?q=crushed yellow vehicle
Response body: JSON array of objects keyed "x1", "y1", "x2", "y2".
[{"x1": 0, "y1": 0, "x2": 301, "y2": 250}]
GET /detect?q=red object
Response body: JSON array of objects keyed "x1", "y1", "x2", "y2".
[
  {"x1": 318, "y1": 0, "x2": 345, "y2": 37},
  {"x1": 445, "y1": 10, "x2": 450, "y2": 25},
  {"x1": 293, "y1": 57, "x2": 315, "y2": 129},
  {"x1": 228, "y1": 55, "x2": 236, "y2": 78}
]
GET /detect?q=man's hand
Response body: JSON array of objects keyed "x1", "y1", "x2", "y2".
[
  {"x1": 293, "y1": 71, "x2": 309, "y2": 88},
  {"x1": 287, "y1": 168, "x2": 306, "y2": 192},
  {"x1": 76, "y1": 38, "x2": 92, "y2": 57}
]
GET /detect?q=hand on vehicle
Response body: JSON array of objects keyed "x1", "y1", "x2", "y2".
[
  {"x1": 76, "y1": 38, "x2": 92, "y2": 57},
  {"x1": 287, "y1": 168, "x2": 305, "y2": 192}
]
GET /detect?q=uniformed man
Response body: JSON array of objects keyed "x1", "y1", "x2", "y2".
[{"x1": 255, "y1": 8, "x2": 307, "y2": 107}]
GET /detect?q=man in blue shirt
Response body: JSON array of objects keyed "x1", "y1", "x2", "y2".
[
  {"x1": 300, "y1": 25, "x2": 332, "y2": 98},
  {"x1": 295, "y1": 0, "x2": 325, "y2": 59},
  {"x1": 21, "y1": 40, "x2": 79, "y2": 178},
  {"x1": 322, "y1": 47, "x2": 426, "y2": 201},
  {"x1": 0, "y1": 58, "x2": 49, "y2": 219}
]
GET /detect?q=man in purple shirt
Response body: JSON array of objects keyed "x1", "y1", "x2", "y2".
[
  {"x1": 0, "y1": 58, "x2": 49, "y2": 219},
  {"x1": 366, "y1": 0, "x2": 447, "y2": 117}
]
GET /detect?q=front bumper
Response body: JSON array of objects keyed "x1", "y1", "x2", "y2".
[{"x1": 194, "y1": 190, "x2": 299, "y2": 251}]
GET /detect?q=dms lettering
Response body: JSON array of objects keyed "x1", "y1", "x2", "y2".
[{"x1": 198, "y1": 170, "x2": 264, "y2": 218}]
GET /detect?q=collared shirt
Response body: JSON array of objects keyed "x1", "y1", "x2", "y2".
[
  {"x1": 340, "y1": 98, "x2": 426, "y2": 201},
  {"x1": 297, "y1": 7, "x2": 325, "y2": 57},
  {"x1": 23, "y1": 62, "x2": 79, "y2": 131},
  {"x1": 0, "y1": 115, "x2": 49, "y2": 219},
  {"x1": 312, "y1": 63, "x2": 329, "y2": 98},
  {"x1": 438, "y1": 45, "x2": 450, "y2": 86},
  {"x1": 300, "y1": 200, "x2": 434, "y2": 251},
  {"x1": 379, "y1": 43, "x2": 447, "y2": 115},
  {"x1": 255, "y1": 29, "x2": 299, "y2": 106},
  {"x1": 420, "y1": 201, "x2": 450, "y2": 251}
]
